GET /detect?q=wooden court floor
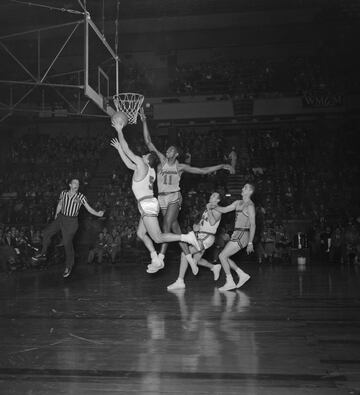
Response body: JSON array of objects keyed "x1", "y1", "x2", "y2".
[{"x1": 0, "y1": 253, "x2": 359, "y2": 395}]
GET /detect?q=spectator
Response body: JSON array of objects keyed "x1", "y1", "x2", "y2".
[
  {"x1": 343, "y1": 220, "x2": 360, "y2": 264},
  {"x1": 329, "y1": 226, "x2": 344, "y2": 264},
  {"x1": 88, "y1": 232, "x2": 106, "y2": 265},
  {"x1": 110, "y1": 229, "x2": 122, "y2": 264},
  {"x1": 184, "y1": 148, "x2": 192, "y2": 165},
  {"x1": 227, "y1": 146, "x2": 237, "y2": 172}
]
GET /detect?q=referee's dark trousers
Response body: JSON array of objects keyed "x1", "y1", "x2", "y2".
[{"x1": 41, "y1": 214, "x2": 79, "y2": 269}]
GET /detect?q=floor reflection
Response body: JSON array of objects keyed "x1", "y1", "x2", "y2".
[
  {"x1": 1, "y1": 259, "x2": 360, "y2": 394},
  {"x1": 138, "y1": 287, "x2": 258, "y2": 393}
]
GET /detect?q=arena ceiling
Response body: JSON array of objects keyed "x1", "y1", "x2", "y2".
[
  {"x1": 0, "y1": 0, "x2": 355, "y2": 36},
  {"x1": 0, "y1": 0, "x2": 358, "y2": 123}
]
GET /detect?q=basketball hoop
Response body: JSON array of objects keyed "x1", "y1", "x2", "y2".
[{"x1": 113, "y1": 92, "x2": 144, "y2": 124}]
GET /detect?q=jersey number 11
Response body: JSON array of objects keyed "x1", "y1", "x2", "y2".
[{"x1": 163, "y1": 174, "x2": 172, "y2": 185}]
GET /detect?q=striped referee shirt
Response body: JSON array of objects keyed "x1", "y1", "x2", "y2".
[{"x1": 59, "y1": 190, "x2": 87, "y2": 217}]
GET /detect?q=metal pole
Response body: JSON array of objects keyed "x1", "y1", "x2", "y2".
[
  {"x1": 102, "y1": 0, "x2": 105, "y2": 35},
  {"x1": 0, "y1": 85, "x2": 37, "y2": 122},
  {"x1": 0, "y1": 20, "x2": 84, "y2": 40},
  {"x1": 77, "y1": 0, "x2": 86, "y2": 12},
  {"x1": 0, "y1": 80, "x2": 84, "y2": 89},
  {"x1": 77, "y1": 71, "x2": 81, "y2": 112},
  {"x1": 0, "y1": 112, "x2": 12, "y2": 123},
  {"x1": 51, "y1": 87, "x2": 80, "y2": 113},
  {"x1": 10, "y1": 0, "x2": 85, "y2": 15},
  {"x1": 0, "y1": 42, "x2": 38, "y2": 82},
  {"x1": 45, "y1": 69, "x2": 84, "y2": 79},
  {"x1": 84, "y1": 13, "x2": 89, "y2": 95},
  {"x1": 88, "y1": 18, "x2": 117, "y2": 60},
  {"x1": 41, "y1": 22, "x2": 80, "y2": 83},
  {"x1": 8, "y1": 85, "x2": 37, "y2": 108},
  {"x1": 37, "y1": 30, "x2": 41, "y2": 80},
  {"x1": 115, "y1": 0, "x2": 120, "y2": 98},
  {"x1": 0, "y1": 106, "x2": 108, "y2": 118},
  {"x1": 80, "y1": 100, "x2": 90, "y2": 114}
]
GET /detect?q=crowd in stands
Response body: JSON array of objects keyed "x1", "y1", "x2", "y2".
[
  {"x1": 0, "y1": 223, "x2": 45, "y2": 271},
  {"x1": 0, "y1": 131, "x2": 108, "y2": 271},
  {"x1": 43, "y1": 55, "x2": 355, "y2": 108},
  {"x1": 245, "y1": 126, "x2": 359, "y2": 221},
  {"x1": 140, "y1": 55, "x2": 357, "y2": 97},
  {"x1": 110, "y1": 55, "x2": 355, "y2": 98},
  {"x1": 0, "y1": 133, "x2": 104, "y2": 225},
  {"x1": 170, "y1": 56, "x2": 357, "y2": 97},
  {"x1": 234, "y1": 125, "x2": 360, "y2": 264},
  {"x1": 177, "y1": 128, "x2": 225, "y2": 164},
  {"x1": 119, "y1": 63, "x2": 152, "y2": 97},
  {"x1": 1, "y1": 121, "x2": 359, "y2": 271}
]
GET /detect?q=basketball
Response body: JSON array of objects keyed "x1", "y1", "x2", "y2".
[{"x1": 111, "y1": 111, "x2": 128, "y2": 128}]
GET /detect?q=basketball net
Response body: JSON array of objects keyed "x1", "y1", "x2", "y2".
[{"x1": 113, "y1": 93, "x2": 144, "y2": 124}]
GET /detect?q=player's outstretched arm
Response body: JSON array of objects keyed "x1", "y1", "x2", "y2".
[
  {"x1": 112, "y1": 120, "x2": 142, "y2": 166},
  {"x1": 83, "y1": 201, "x2": 104, "y2": 217},
  {"x1": 213, "y1": 200, "x2": 239, "y2": 214},
  {"x1": 139, "y1": 108, "x2": 166, "y2": 164},
  {"x1": 179, "y1": 163, "x2": 234, "y2": 175},
  {"x1": 110, "y1": 138, "x2": 136, "y2": 170}
]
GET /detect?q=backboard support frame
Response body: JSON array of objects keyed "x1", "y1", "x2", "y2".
[
  {"x1": 0, "y1": 8, "x2": 118, "y2": 123},
  {"x1": 83, "y1": 14, "x2": 117, "y2": 118}
]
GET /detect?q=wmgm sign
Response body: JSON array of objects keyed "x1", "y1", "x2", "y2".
[{"x1": 302, "y1": 93, "x2": 343, "y2": 108}]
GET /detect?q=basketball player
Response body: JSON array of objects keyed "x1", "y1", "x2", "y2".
[
  {"x1": 167, "y1": 192, "x2": 223, "y2": 290},
  {"x1": 213, "y1": 183, "x2": 256, "y2": 291},
  {"x1": 32, "y1": 179, "x2": 104, "y2": 278},
  {"x1": 140, "y1": 109, "x2": 233, "y2": 274},
  {"x1": 110, "y1": 119, "x2": 201, "y2": 269}
]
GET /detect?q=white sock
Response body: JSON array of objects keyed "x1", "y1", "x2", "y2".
[
  {"x1": 177, "y1": 277, "x2": 184, "y2": 283},
  {"x1": 158, "y1": 253, "x2": 165, "y2": 261},
  {"x1": 150, "y1": 251, "x2": 157, "y2": 260}
]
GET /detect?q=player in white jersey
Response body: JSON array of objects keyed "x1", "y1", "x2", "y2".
[
  {"x1": 110, "y1": 119, "x2": 201, "y2": 269},
  {"x1": 140, "y1": 109, "x2": 233, "y2": 274},
  {"x1": 167, "y1": 192, "x2": 223, "y2": 290}
]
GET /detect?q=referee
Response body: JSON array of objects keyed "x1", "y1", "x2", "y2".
[{"x1": 32, "y1": 178, "x2": 104, "y2": 278}]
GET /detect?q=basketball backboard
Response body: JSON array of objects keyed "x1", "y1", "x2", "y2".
[{"x1": 84, "y1": 16, "x2": 117, "y2": 117}]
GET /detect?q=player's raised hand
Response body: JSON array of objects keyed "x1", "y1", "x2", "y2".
[
  {"x1": 97, "y1": 210, "x2": 105, "y2": 217},
  {"x1": 111, "y1": 118, "x2": 123, "y2": 131},
  {"x1": 139, "y1": 107, "x2": 146, "y2": 123},
  {"x1": 110, "y1": 138, "x2": 121, "y2": 151},
  {"x1": 222, "y1": 164, "x2": 235, "y2": 173}
]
